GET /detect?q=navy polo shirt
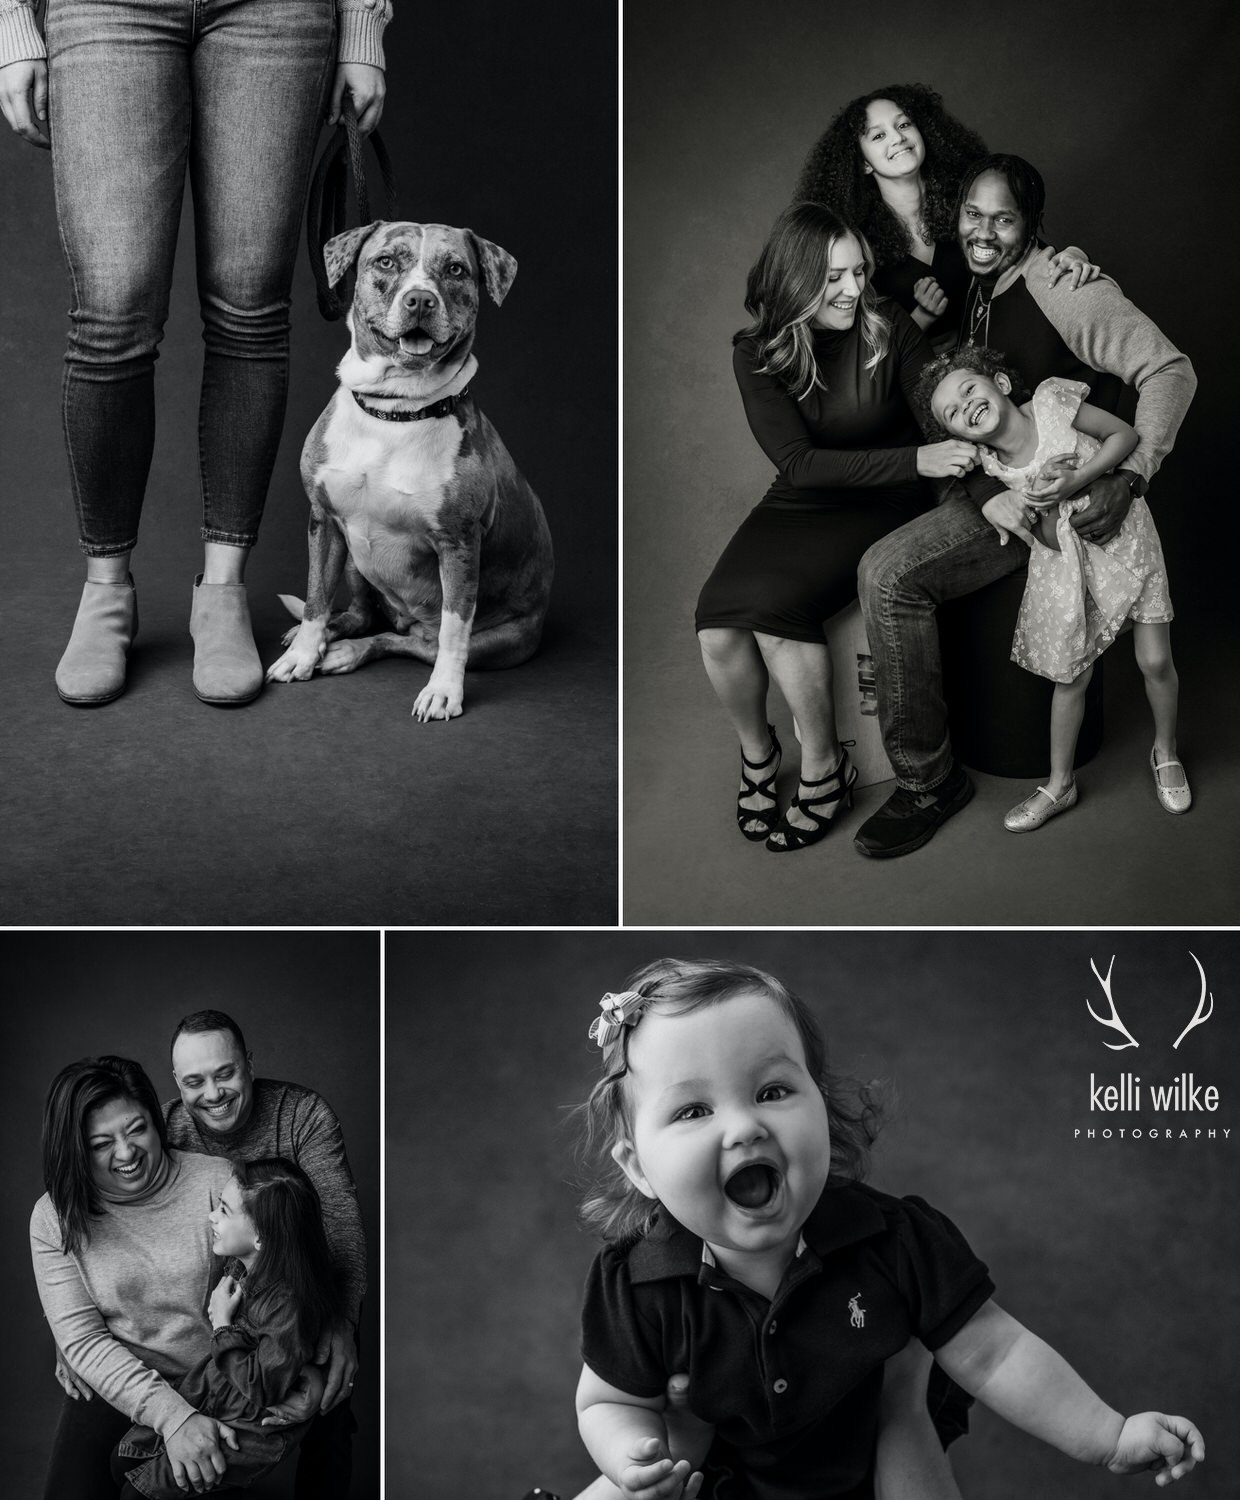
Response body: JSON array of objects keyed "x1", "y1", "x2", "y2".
[{"x1": 581, "y1": 1177, "x2": 994, "y2": 1500}]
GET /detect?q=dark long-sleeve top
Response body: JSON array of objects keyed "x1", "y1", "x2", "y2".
[
  {"x1": 733, "y1": 301, "x2": 931, "y2": 505},
  {"x1": 165, "y1": 1079, "x2": 367, "y2": 1326}
]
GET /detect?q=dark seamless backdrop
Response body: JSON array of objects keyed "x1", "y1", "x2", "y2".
[
  {"x1": 0, "y1": 2, "x2": 618, "y2": 923},
  {"x1": 623, "y1": 0, "x2": 1240, "y2": 923},
  {"x1": 388, "y1": 929, "x2": 1238, "y2": 1498},
  {"x1": 4, "y1": 930, "x2": 380, "y2": 1498}
]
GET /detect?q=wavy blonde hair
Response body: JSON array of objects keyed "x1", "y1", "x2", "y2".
[{"x1": 735, "y1": 203, "x2": 891, "y2": 401}]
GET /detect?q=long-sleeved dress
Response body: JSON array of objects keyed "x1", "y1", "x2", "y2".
[{"x1": 695, "y1": 302, "x2": 933, "y2": 643}]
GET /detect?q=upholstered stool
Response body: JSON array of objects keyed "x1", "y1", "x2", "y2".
[
  {"x1": 823, "y1": 599, "x2": 894, "y2": 789},
  {"x1": 939, "y1": 571, "x2": 1103, "y2": 779}
]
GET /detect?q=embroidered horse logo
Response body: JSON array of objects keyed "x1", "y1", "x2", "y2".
[{"x1": 848, "y1": 1293, "x2": 865, "y2": 1329}]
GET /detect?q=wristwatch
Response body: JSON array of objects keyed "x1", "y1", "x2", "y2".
[{"x1": 1115, "y1": 467, "x2": 1147, "y2": 498}]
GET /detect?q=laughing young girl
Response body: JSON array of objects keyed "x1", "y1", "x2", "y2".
[
  {"x1": 570, "y1": 958, "x2": 1203, "y2": 1499},
  {"x1": 918, "y1": 345, "x2": 1188, "y2": 832},
  {"x1": 112, "y1": 1157, "x2": 340, "y2": 1499}
]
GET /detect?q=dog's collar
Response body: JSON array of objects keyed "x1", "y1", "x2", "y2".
[{"x1": 352, "y1": 386, "x2": 470, "y2": 422}]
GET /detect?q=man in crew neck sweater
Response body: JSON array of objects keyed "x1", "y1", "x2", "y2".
[
  {"x1": 854, "y1": 152, "x2": 1196, "y2": 858},
  {"x1": 165, "y1": 1008, "x2": 366, "y2": 1499}
]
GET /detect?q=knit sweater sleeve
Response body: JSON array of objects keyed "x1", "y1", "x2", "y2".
[
  {"x1": 0, "y1": 0, "x2": 44, "y2": 68},
  {"x1": 336, "y1": 0, "x2": 391, "y2": 68},
  {"x1": 292, "y1": 1092, "x2": 368, "y2": 1325},
  {"x1": 1023, "y1": 271, "x2": 1197, "y2": 485},
  {"x1": 29, "y1": 1196, "x2": 197, "y2": 1440}
]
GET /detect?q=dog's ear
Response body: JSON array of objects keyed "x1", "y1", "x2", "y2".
[
  {"x1": 466, "y1": 231, "x2": 518, "y2": 306},
  {"x1": 324, "y1": 223, "x2": 387, "y2": 289}
]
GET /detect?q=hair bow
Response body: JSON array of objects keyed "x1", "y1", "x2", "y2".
[{"x1": 589, "y1": 990, "x2": 646, "y2": 1049}]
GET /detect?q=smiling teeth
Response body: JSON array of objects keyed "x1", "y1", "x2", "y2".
[{"x1": 115, "y1": 1161, "x2": 143, "y2": 1175}]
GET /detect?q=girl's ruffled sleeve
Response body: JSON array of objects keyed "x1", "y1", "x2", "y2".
[
  {"x1": 892, "y1": 1195, "x2": 995, "y2": 1351},
  {"x1": 580, "y1": 1246, "x2": 668, "y2": 1399},
  {"x1": 336, "y1": 0, "x2": 392, "y2": 69},
  {"x1": 0, "y1": 0, "x2": 46, "y2": 68}
]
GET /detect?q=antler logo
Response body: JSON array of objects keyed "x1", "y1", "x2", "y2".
[{"x1": 1087, "y1": 953, "x2": 1214, "y2": 1050}]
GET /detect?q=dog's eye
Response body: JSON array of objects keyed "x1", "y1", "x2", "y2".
[
  {"x1": 373, "y1": 255, "x2": 396, "y2": 271},
  {"x1": 446, "y1": 261, "x2": 468, "y2": 278}
]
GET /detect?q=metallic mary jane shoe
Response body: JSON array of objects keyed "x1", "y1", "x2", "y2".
[
  {"x1": 1003, "y1": 780, "x2": 1078, "y2": 833},
  {"x1": 1150, "y1": 749, "x2": 1192, "y2": 814}
]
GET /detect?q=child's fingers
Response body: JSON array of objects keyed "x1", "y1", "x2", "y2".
[{"x1": 682, "y1": 1469, "x2": 704, "y2": 1500}]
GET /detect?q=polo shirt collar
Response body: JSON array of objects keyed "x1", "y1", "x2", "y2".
[{"x1": 626, "y1": 1177, "x2": 887, "y2": 1285}]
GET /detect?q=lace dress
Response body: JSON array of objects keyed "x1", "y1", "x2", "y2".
[{"x1": 979, "y1": 377, "x2": 1173, "y2": 683}]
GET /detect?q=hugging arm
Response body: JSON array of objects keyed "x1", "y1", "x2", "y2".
[
  {"x1": 290, "y1": 1093, "x2": 366, "y2": 1408},
  {"x1": 935, "y1": 1299, "x2": 1204, "y2": 1484},
  {"x1": 576, "y1": 1364, "x2": 707, "y2": 1500}
]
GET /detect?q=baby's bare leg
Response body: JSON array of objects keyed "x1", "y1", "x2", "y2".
[{"x1": 875, "y1": 1341, "x2": 965, "y2": 1500}]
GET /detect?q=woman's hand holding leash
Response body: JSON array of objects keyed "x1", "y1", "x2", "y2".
[
  {"x1": 0, "y1": 60, "x2": 49, "y2": 149},
  {"x1": 328, "y1": 63, "x2": 386, "y2": 135},
  {"x1": 917, "y1": 440, "x2": 977, "y2": 480}
]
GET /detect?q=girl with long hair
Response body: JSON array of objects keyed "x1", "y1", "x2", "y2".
[
  {"x1": 695, "y1": 203, "x2": 975, "y2": 852},
  {"x1": 112, "y1": 1155, "x2": 341, "y2": 1498}
]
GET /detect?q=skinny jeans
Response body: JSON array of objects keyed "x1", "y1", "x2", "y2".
[{"x1": 45, "y1": 0, "x2": 336, "y2": 555}]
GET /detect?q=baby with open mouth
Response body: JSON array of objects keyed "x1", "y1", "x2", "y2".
[{"x1": 567, "y1": 958, "x2": 1203, "y2": 1500}]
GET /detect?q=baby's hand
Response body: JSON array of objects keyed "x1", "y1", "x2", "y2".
[
  {"x1": 209, "y1": 1273, "x2": 243, "y2": 1330},
  {"x1": 1106, "y1": 1412, "x2": 1204, "y2": 1485},
  {"x1": 912, "y1": 276, "x2": 948, "y2": 318},
  {"x1": 618, "y1": 1436, "x2": 703, "y2": 1500},
  {"x1": 1025, "y1": 453, "x2": 1082, "y2": 505}
]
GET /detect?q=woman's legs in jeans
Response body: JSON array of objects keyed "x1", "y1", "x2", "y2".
[{"x1": 189, "y1": 0, "x2": 335, "y2": 561}]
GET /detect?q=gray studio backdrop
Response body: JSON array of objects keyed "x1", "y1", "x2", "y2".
[
  {"x1": 388, "y1": 929, "x2": 1237, "y2": 1498},
  {"x1": 622, "y1": 0, "x2": 1239, "y2": 924},
  {"x1": 6, "y1": 930, "x2": 380, "y2": 1498}
]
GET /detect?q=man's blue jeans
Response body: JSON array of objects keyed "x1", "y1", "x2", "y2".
[
  {"x1": 858, "y1": 492, "x2": 1028, "y2": 792},
  {"x1": 46, "y1": 0, "x2": 335, "y2": 555}
]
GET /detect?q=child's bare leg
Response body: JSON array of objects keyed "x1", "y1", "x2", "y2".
[
  {"x1": 875, "y1": 1341, "x2": 964, "y2": 1500},
  {"x1": 1133, "y1": 623, "x2": 1183, "y2": 781},
  {"x1": 1046, "y1": 664, "x2": 1093, "y2": 797}
]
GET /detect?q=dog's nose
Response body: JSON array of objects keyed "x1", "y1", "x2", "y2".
[{"x1": 402, "y1": 287, "x2": 441, "y2": 318}]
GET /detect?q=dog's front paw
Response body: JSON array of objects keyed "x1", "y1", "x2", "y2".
[
  {"x1": 266, "y1": 640, "x2": 325, "y2": 682},
  {"x1": 412, "y1": 678, "x2": 464, "y2": 722},
  {"x1": 319, "y1": 639, "x2": 370, "y2": 675}
]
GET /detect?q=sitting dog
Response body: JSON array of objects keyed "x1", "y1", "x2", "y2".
[{"x1": 267, "y1": 220, "x2": 553, "y2": 720}]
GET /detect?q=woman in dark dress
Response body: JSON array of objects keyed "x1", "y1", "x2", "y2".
[
  {"x1": 696, "y1": 204, "x2": 978, "y2": 852},
  {"x1": 797, "y1": 85, "x2": 1096, "y2": 346}
]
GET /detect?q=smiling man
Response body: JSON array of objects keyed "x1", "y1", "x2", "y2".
[
  {"x1": 165, "y1": 1010, "x2": 367, "y2": 1498},
  {"x1": 855, "y1": 153, "x2": 1196, "y2": 858}
]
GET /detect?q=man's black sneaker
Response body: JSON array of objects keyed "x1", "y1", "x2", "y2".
[{"x1": 853, "y1": 766, "x2": 974, "y2": 858}]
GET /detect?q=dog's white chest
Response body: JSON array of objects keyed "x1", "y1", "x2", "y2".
[{"x1": 316, "y1": 403, "x2": 463, "y2": 554}]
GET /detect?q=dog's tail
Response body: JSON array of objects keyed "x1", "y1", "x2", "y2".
[{"x1": 277, "y1": 594, "x2": 307, "y2": 621}]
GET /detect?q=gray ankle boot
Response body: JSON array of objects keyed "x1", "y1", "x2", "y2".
[
  {"x1": 190, "y1": 576, "x2": 263, "y2": 705},
  {"x1": 56, "y1": 576, "x2": 138, "y2": 705}
]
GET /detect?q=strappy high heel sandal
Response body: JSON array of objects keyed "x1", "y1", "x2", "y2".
[
  {"x1": 766, "y1": 745, "x2": 858, "y2": 853},
  {"x1": 736, "y1": 724, "x2": 782, "y2": 841}
]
